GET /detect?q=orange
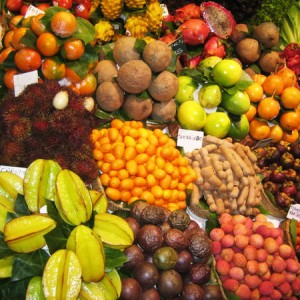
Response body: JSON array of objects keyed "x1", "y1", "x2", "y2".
[
  {"x1": 22, "y1": 16, "x2": 34, "y2": 28},
  {"x1": 50, "y1": 11, "x2": 77, "y2": 38},
  {"x1": 3, "y1": 69, "x2": 19, "y2": 90},
  {"x1": 282, "y1": 129, "x2": 299, "y2": 143},
  {"x1": 9, "y1": 15, "x2": 23, "y2": 29},
  {"x1": 60, "y1": 38, "x2": 85, "y2": 60},
  {"x1": 280, "y1": 86, "x2": 300, "y2": 109},
  {"x1": 11, "y1": 27, "x2": 31, "y2": 50},
  {"x1": 36, "y1": 32, "x2": 60, "y2": 57},
  {"x1": 72, "y1": 73, "x2": 97, "y2": 95},
  {"x1": 257, "y1": 96, "x2": 280, "y2": 120},
  {"x1": 3, "y1": 30, "x2": 15, "y2": 48},
  {"x1": 41, "y1": 58, "x2": 66, "y2": 80},
  {"x1": 279, "y1": 111, "x2": 300, "y2": 131},
  {"x1": 245, "y1": 82, "x2": 264, "y2": 102},
  {"x1": 65, "y1": 67, "x2": 82, "y2": 83},
  {"x1": 245, "y1": 104, "x2": 257, "y2": 122},
  {"x1": 30, "y1": 14, "x2": 46, "y2": 36},
  {"x1": 262, "y1": 74, "x2": 285, "y2": 96},
  {"x1": 249, "y1": 119, "x2": 270, "y2": 140},
  {"x1": 267, "y1": 125, "x2": 283, "y2": 143},
  {"x1": 252, "y1": 73, "x2": 266, "y2": 85},
  {"x1": 0, "y1": 47, "x2": 15, "y2": 64},
  {"x1": 14, "y1": 47, "x2": 42, "y2": 72},
  {"x1": 277, "y1": 66, "x2": 297, "y2": 88}
]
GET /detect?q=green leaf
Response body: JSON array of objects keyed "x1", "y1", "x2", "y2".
[
  {"x1": 0, "y1": 233, "x2": 15, "y2": 259},
  {"x1": 20, "y1": 30, "x2": 37, "y2": 49},
  {"x1": 1, "y1": 50, "x2": 16, "y2": 69},
  {"x1": 11, "y1": 250, "x2": 50, "y2": 281},
  {"x1": 74, "y1": 17, "x2": 96, "y2": 45},
  {"x1": 104, "y1": 247, "x2": 128, "y2": 271},
  {"x1": 13, "y1": 194, "x2": 31, "y2": 217},
  {"x1": 205, "y1": 213, "x2": 219, "y2": 235},
  {"x1": 290, "y1": 219, "x2": 297, "y2": 248},
  {"x1": 134, "y1": 39, "x2": 147, "y2": 53},
  {"x1": 0, "y1": 277, "x2": 30, "y2": 300},
  {"x1": 94, "y1": 109, "x2": 113, "y2": 120},
  {"x1": 166, "y1": 50, "x2": 178, "y2": 73}
]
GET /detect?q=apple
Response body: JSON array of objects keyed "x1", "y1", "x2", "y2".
[
  {"x1": 198, "y1": 84, "x2": 222, "y2": 108},
  {"x1": 221, "y1": 90, "x2": 250, "y2": 115},
  {"x1": 175, "y1": 76, "x2": 199, "y2": 104},
  {"x1": 212, "y1": 59, "x2": 243, "y2": 87},
  {"x1": 203, "y1": 112, "x2": 231, "y2": 138},
  {"x1": 177, "y1": 101, "x2": 207, "y2": 131},
  {"x1": 228, "y1": 114, "x2": 250, "y2": 140},
  {"x1": 198, "y1": 56, "x2": 222, "y2": 71}
]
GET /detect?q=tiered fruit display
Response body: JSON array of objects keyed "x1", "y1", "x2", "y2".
[{"x1": 211, "y1": 213, "x2": 300, "y2": 299}]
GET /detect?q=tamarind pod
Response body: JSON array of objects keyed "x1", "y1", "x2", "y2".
[
  {"x1": 0, "y1": 256, "x2": 14, "y2": 278},
  {"x1": 229, "y1": 186, "x2": 239, "y2": 199},
  {"x1": 230, "y1": 199, "x2": 238, "y2": 212},
  {"x1": 93, "y1": 213, "x2": 134, "y2": 249},
  {"x1": 0, "y1": 171, "x2": 23, "y2": 202},
  {"x1": 247, "y1": 176, "x2": 257, "y2": 207},
  {"x1": 24, "y1": 159, "x2": 62, "y2": 213},
  {"x1": 78, "y1": 282, "x2": 106, "y2": 300},
  {"x1": 204, "y1": 190, "x2": 217, "y2": 212},
  {"x1": 231, "y1": 149, "x2": 254, "y2": 176},
  {"x1": 42, "y1": 249, "x2": 82, "y2": 300},
  {"x1": 190, "y1": 184, "x2": 201, "y2": 207},
  {"x1": 203, "y1": 144, "x2": 218, "y2": 153},
  {"x1": 4, "y1": 214, "x2": 56, "y2": 253},
  {"x1": 244, "y1": 145, "x2": 258, "y2": 163},
  {"x1": 236, "y1": 185, "x2": 250, "y2": 207},
  {"x1": 220, "y1": 145, "x2": 243, "y2": 179},
  {"x1": 89, "y1": 190, "x2": 108, "y2": 214},
  {"x1": 66, "y1": 225, "x2": 105, "y2": 283},
  {"x1": 215, "y1": 197, "x2": 225, "y2": 215},
  {"x1": 203, "y1": 135, "x2": 232, "y2": 147},
  {"x1": 54, "y1": 169, "x2": 93, "y2": 226},
  {"x1": 233, "y1": 144, "x2": 254, "y2": 173},
  {"x1": 25, "y1": 276, "x2": 45, "y2": 300}
]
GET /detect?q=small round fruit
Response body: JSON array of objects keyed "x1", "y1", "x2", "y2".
[
  {"x1": 50, "y1": 11, "x2": 77, "y2": 38},
  {"x1": 175, "y1": 75, "x2": 198, "y2": 104},
  {"x1": 212, "y1": 59, "x2": 243, "y2": 87},
  {"x1": 198, "y1": 84, "x2": 222, "y2": 108},
  {"x1": 203, "y1": 112, "x2": 231, "y2": 138},
  {"x1": 249, "y1": 119, "x2": 270, "y2": 140},
  {"x1": 153, "y1": 246, "x2": 178, "y2": 271},
  {"x1": 198, "y1": 55, "x2": 222, "y2": 70},
  {"x1": 221, "y1": 90, "x2": 250, "y2": 115},
  {"x1": 177, "y1": 101, "x2": 207, "y2": 131},
  {"x1": 228, "y1": 114, "x2": 250, "y2": 140}
]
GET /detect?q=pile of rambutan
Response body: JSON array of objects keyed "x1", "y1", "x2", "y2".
[{"x1": 0, "y1": 80, "x2": 101, "y2": 183}]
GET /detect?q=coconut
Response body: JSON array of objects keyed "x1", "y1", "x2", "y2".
[
  {"x1": 151, "y1": 99, "x2": 177, "y2": 123},
  {"x1": 113, "y1": 36, "x2": 141, "y2": 65},
  {"x1": 93, "y1": 60, "x2": 118, "y2": 84}
]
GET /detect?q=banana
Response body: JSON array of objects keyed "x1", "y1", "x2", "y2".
[
  {"x1": 24, "y1": 159, "x2": 62, "y2": 212},
  {"x1": 0, "y1": 256, "x2": 14, "y2": 278},
  {"x1": 0, "y1": 171, "x2": 23, "y2": 202},
  {"x1": 26, "y1": 276, "x2": 45, "y2": 300},
  {"x1": 0, "y1": 195, "x2": 15, "y2": 232},
  {"x1": 93, "y1": 213, "x2": 134, "y2": 249},
  {"x1": 4, "y1": 214, "x2": 56, "y2": 253},
  {"x1": 54, "y1": 169, "x2": 93, "y2": 225},
  {"x1": 78, "y1": 282, "x2": 106, "y2": 300},
  {"x1": 66, "y1": 225, "x2": 105, "y2": 283},
  {"x1": 89, "y1": 190, "x2": 108, "y2": 214},
  {"x1": 42, "y1": 249, "x2": 82, "y2": 300},
  {"x1": 97, "y1": 273, "x2": 118, "y2": 300}
]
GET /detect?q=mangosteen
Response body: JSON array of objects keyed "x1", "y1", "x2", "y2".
[
  {"x1": 269, "y1": 169, "x2": 286, "y2": 183},
  {"x1": 120, "y1": 277, "x2": 142, "y2": 300},
  {"x1": 282, "y1": 169, "x2": 297, "y2": 181},
  {"x1": 294, "y1": 158, "x2": 300, "y2": 172},
  {"x1": 256, "y1": 157, "x2": 266, "y2": 169},
  {"x1": 133, "y1": 261, "x2": 159, "y2": 289},
  {"x1": 180, "y1": 282, "x2": 204, "y2": 300},
  {"x1": 157, "y1": 269, "x2": 183, "y2": 299},
  {"x1": 280, "y1": 152, "x2": 295, "y2": 169},
  {"x1": 137, "y1": 224, "x2": 164, "y2": 253},
  {"x1": 275, "y1": 192, "x2": 292, "y2": 208},
  {"x1": 290, "y1": 142, "x2": 300, "y2": 158},
  {"x1": 295, "y1": 190, "x2": 300, "y2": 204},
  {"x1": 263, "y1": 181, "x2": 279, "y2": 195},
  {"x1": 276, "y1": 142, "x2": 289, "y2": 155},
  {"x1": 265, "y1": 146, "x2": 281, "y2": 163},
  {"x1": 189, "y1": 263, "x2": 211, "y2": 284},
  {"x1": 281, "y1": 181, "x2": 297, "y2": 197},
  {"x1": 260, "y1": 167, "x2": 272, "y2": 182},
  {"x1": 253, "y1": 147, "x2": 267, "y2": 158}
]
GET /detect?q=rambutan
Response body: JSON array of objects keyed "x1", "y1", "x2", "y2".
[
  {"x1": 32, "y1": 118, "x2": 49, "y2": 132},
  {"x1": 9, "y1": 117, "x2": 32, "y2": 140},
  {"x1": 71, "y1": 158, "x2": 99, "y2": 184},
  {"x1": 5, "y1": 141, "x2": 24, "y2": 163}
]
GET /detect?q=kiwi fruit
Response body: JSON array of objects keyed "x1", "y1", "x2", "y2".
[
  {"x1": 253, "y1": 22, "x2": 280, "y2": 49},
  {"x1": 122, "y1": 94, "x2": 153, "y2": 121},
  {"x1": 113, "y1": 36, "x2": 141, "y2": 66},
  {"x1": 235, "y1": 38, "x2": 261, "y2": 64},
  {"x1": 96, "y1": 81, "x2": 124, "y2": 112},
  {"x1": 151, "y1": 99, "x2": 177, "y2": 123},
  {"x1": 230, "y1": 23, "x2": 249, "y2": 44},
  {"x1": 258, "y1": 50, "x2": 281, "y2": 73},
  {"x1": 148, "y1": 71, "x2": 179, "y2": 102},
  {"x1": 117, "y1": 60, "x2": 152, "y2": 94},
  {"x1": 142, "y1": 40, "x2": 172, "y2": 73},
  {"x1": 93, "y1": 60, "x2": 118, "y2": 84}
]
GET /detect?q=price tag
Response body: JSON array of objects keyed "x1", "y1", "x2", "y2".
[
  {"x1": 169, "y1": 37, "x2": 187, "y2": 56},
  {"x1": 25, "y1": 5, "x2": 45, "y2": 18},
  {"x1": 177, "y1": 128, "x2": 204, "y2": 153},
  {"x1": 0, "y1": 165, "x2": 27, "y2": 178},
  {"x1": 287, "y1": 204, "x2": 300, "y2": 221},
  {"x1": 14, "y1": 71, "x2": 39, "y2": 97},
  {"x1": 160, "y1": 4, "x2": 169, "y2": 17}
]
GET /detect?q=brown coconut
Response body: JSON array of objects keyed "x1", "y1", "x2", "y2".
[
  {"x1": 93, "y1": 60, "x2": 118, "y2": 84},
  {"x1": 148, "y1": 71, "x2": 179, "y2": 102},
  {"x1": 151, "y1": 99, "x2": 177, "y2": 123},
  {"x1": 253, "y1": 22, "x2": 280, "y2": 49},
  {"x1": 113, "y1": 36, "x2": 141, "y2": 65},
  {"x1": 117, "y1": 60, "x2": 152, "y2": 94},
  {"x1": 96, "y1": 81, "x2": 124, "y2": 112},
  {"x1": 122, "y1": 94, "x2": 153, "y2": 121},
  {"x1": 258, "y1": 50, "x2": 281, "y2": 73},
  {"x1": 142, "y1": 40, "x2": 172, "y2": 72},
  {"x1": 230, "y1": 23, "x2": 249, "y2": 44},
  {"x1": 235, "y1": 38, "x2": 261, "y2": 64}
]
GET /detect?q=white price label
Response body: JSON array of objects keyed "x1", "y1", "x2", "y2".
[
  {"x1": 14, "y1": 71, "x2": 39, "y2": 97},
  {"x1": 25, "y1": 5, "x2": 45, "y2": 18},
  {"x1": 177, "y1": 128, "x2": 204, "y2": 153},
  {"x1": 0, "y1": 165, "x2": 27, "y2": 178},
  {"x1": 287, "y1": 204, "x2": 300, "y2": 221}
]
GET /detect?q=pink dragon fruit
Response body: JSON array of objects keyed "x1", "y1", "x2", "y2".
[
  {"x1": 159, "y1": 33, "x2": 177, "y2": 45},
  {"x1": 174, "y1": 3, "x2": 201, "y2": 24},
  {"x1": 280, "y1": 43, "x2": 300, "y2": 76},
  {"x1": 203, "y1": 35, "x2": 226, "y2": 58},
  {"x1": 180, "y1": 53, "x2": 202, "y2": 68},
  {"x1": 178, "y1": 19, "x2": 210, "y2": 46}
]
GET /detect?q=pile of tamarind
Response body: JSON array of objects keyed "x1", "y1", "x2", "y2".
[{"x1": 186, "y1": 135, "x2": 262, "y2": 216}]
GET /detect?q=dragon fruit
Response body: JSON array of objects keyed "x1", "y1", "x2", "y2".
[
  {"x1": 178, "y1": 19, "x2": 210, "y2": 46},
  {"x1": 159, "y1": 33, "x2": 177, "y2": 45},
  {"x1": 180, "y1": 53, "x2": 202, "y2": 68},
  {"x1": 280, "y1": 43, "x2": 300, "y2": 76},
  {"x1": 174, "y1": 3, "x2": 201, "y2": 24},
  {"x1": 203, "y1": 35, "x2": 226, "y2": 58}
]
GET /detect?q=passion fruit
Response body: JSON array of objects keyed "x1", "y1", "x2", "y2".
[
  {"x1": 137, "y1": 224, "x2": 164, "y2": 253},
  {"x1": 157, "y1": 269, "x2": 183, "y2": 299},
  {"x1": 133, "y1": 261, "x2": 159, "y2": 289},
  {"x1": 153, "y1": 246, "x2": 178, "y2": 271}
]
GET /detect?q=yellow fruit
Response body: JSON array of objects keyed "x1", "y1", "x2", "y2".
[
  {"x1": 125, "y1": 0, "x2": 147, "y2": 9},
  {"x1": 100, "y1": 0, "x2": 122, "y2": 20},
  {"x1": 125, "y1": 15, "x2": 148, "y2": 38},
  {"x1": 94, "y1": 20, "x2": 114, "y2": 43},
  {"x1": 145, "y1": 1, "x2": 163, "y2": 32}
]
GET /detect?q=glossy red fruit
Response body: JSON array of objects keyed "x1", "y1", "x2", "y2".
[{"x1": 6, "y1": 0, "x2": 23, "y2": 12}]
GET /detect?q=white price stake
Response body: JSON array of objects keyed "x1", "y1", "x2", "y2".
[
  {"x1": 25, "y1": 5, "x2": 45, "y2": 18},
  {"x1": 177, "y1": 128, "x2": 204, "y2": 153},
  {"x1": 0, "y1": 165, "x2": 27, "y2": 178},
  {"x1": 287, "y1": 204, "x2": 300, "y2": 221},
  {"x1": 14, "y1": 71, "x2": 39, "y2": 97}
]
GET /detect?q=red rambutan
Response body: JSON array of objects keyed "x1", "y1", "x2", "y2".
[{"x1": 9, "y1": 117, "x2": 32, "y2": 140}]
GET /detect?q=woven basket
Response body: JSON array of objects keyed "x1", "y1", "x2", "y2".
[{"x1": 260, "y1": 190, "x2": 287, "y2": 219}]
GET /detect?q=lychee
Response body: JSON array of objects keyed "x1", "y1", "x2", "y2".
[
  {"x1": 228, "y1": 266, "x2": 244, "y2": 281},
  {"x1": 212, "y1": 241, "x2": 222, "y2": 254},
  {"x1": 270, "y1": 289, "x2": 282, "y2": 300},
  {"x1": 244, "y1": 274, "x2": 262, "y2": 289},
  {"x1": 255, "y1": 214, "x2": 268, "y2": 223},
  {"x1": 270, "y1": 273, "x2": 285, "y2": 287},
  {"x1": 244, "y1": 245, "x2": 258, "y2": 261},
  {"x1": 285, "y1": 271, "x2": 296, "y2": 283},
  {"x1": 259, "y1": 280, "x2": 274, "y2": 296},
  {"x1": 245, "y1": 260, "x2": 259, "y2": 275},
  {"x1": 233, "y1": 252, "x2": 247, "y2": 268},
  {"x1": 218, "y1": 213, "x2": 232, "y2": 225},
  {"x1": 249, "y1": 234, "x2": 264, "y2": 249},
  {"x1": 285, "y1": 258, "x2": 300, "y2": 273},
  {"x1": 278, "y1": 244, "x2": 293, "y2": 259},
  {"x1": 264, "y1": 237, "x2": 279, "y2": 254},
  {"x1": 277, "y1": 281, "x2": 291, "y2": 295},
  {"x1": 291, "y1": 277, "x2": 300, "y2": 294},
  {"x1": 255, "y1": 224, "x2": 271, "y2": 238},
  {"x1": 233, "y1": 223, "x2": 248, "y2": 236},
  {"x1": 269, "y1": 227, "x2": 282, "y2": 239},
  {"x1": 235, "y1": 283, "x2": 251, "y2": 300},
  {"x1": 232, "y1": 214, "x2": 246, "y2": 225},
  {"x1": 256, "y1": 248, "x2": 268, "y2": 262},
  {"x1": 210, "y1": 228, "x2": 225, "y2": 242},
  {"x1": 260, "y1": 270, "x2": 271, "y2": 281},
  {"x1": 220, "y1": 234, "x2": 235, "y2": 248},
  {"x1": 272, "y1": 255, "x2": 286, "y2": 273},
  {"x1": 223, "y1": 278, "x2": 239, "y2": 292},
  {"x1": 234, "y1": 234, "x2": 249, "y2": 249},
  {"x1": 257, "y1": 261, "x2": 269, "y2": 276},
  {"x1": 216, "y1": 259, "x2": 230, "y2": 276},
  {"x1": 221, "y1": 222, "x2": 234, "y2": 234},
  {"x1": 221, "y1": 248, "x2": 235, "y2": 262},
  {"x1": 250, "y1": 288, "x2": 260, "y2": 300}
]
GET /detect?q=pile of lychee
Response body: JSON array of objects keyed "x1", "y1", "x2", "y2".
[{"x1": 211, "y1": 213, "x2": 300, "y2": 299}]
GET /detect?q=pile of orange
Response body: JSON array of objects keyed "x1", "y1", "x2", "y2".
[
  {"x1": 91, "y1": 119, "x2": 197, "y2": 211},
  {"x1": 245, "y1": 67, "x2": 300, "y2": 143},
  {"x1": 0, "y1": 8, "x2": 97, "y2": 95}
]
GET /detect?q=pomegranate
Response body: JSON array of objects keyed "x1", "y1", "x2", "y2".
[
  {"x1": 174, "y1": 3, "x2": 201, "y2": 23},
  {"x1": 178, "y1": 19, "x2": 210, "y2": 46},
  {"x1": 203, "y1": 35, "x2": 226, "y2": 58},
  {"x1": 280, "y1": 43, "x2": 300, "y2": 76}
]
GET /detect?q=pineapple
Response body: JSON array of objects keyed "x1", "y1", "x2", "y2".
[
  {"x1": 145, "y1": 1, "x2": 163, "y2": 32},
  {"x1": 124, "y1": 15, "x2": 148, "y2": 38},
  {"x1": 100, "y1": 0, "x2": 123, "y2": 20},
  {"x1": 124, "y1": 0, "x2": 147, "y2": 9},
  {"x1": 94, "y1": 20, "x2": 115, "y2": 43}
]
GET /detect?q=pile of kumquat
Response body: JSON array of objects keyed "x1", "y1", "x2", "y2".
[{"x1": 91, "y1": 119, "x2": 197, "y2": 211}]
